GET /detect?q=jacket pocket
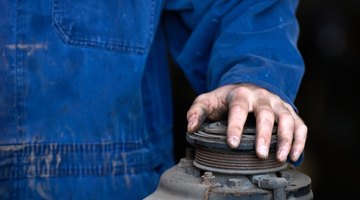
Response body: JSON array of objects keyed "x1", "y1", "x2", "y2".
[{"x1": 52, "y1": 0, "x2": 157, "y2": 54}]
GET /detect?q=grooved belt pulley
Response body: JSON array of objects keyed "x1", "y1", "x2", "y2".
[{"x1": 187, "y1": 120, "x2": 287, "y2": 175}]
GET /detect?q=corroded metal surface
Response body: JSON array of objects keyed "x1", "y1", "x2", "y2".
[
  {"x1": 144, "y1": 156, "x2": 313, "y2": 200},
  {"x1": 145, "y1": 121, "x2": 313, "y2": 200}
]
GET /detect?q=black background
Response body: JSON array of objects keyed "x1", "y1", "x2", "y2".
[{"x1": 171, "y1": 1, "x2": 360, "y2": 199}]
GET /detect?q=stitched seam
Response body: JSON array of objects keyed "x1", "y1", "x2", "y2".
[{"x1": 51, "y1": 0, "x2": 155, "y2": 54}]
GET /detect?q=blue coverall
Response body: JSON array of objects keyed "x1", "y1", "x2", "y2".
[{"x1": 0, "y1": 0, "x2": 304, "y2": 199}]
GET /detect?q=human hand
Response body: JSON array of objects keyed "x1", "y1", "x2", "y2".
[{"x1": 186, "y1": 84, "x2": 307, "y2": 162}]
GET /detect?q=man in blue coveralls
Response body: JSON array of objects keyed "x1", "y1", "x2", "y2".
[{"x1": 0, "y1": 0, "x2": 307, "y2": 199}]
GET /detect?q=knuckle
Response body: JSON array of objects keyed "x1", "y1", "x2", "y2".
[
  {"x1": 257, "y1": 106, "x2": 274, "y2": 116},
  {"x1": 229, "y1": 104, "x2": 245, "y2": 113},
  {"x1": 278, "y1": 137, "x2": 292, "y2": 146},
  {"x1": 256, "y1": 87, "x2": 270, "y2": 97},
  {"x1": 278, "y1": 112, "x2": 294, "y2": 125},
  {"x1": 257, "y1": 123, "x2": 274, "y2": 135},
  {"x1": 227, "y1": 126, "x2": 243, "y2": 136},
  {"x1": 296, "y1": 124, "x2": 308, "y2": 140},
  {"x1": 194, "y1": 93, "x2": 208, "y2": 103},
  {"x1": 298, "y1": 123, "x2": 308, "y2": 133},
  {"x1": 261, "y1": 119, "x2": 275, "y2": 129},
  {"x1": 186, "y1": 109, "x2": 196, "y2": 118},
  {"x1": 257, "y1": 136, "x2": 270, "y2": 146},
  {"x1": 230, "y1": 86, "x2": 249, "y2": 99},
  {"x1": 283, "y1": 102, "x2": 294, "y2": 110},
  {"x1": 256, "y1": 108, "x2": 275, "y2": 123},
  {"x1": 194, "y1": 94, "x2": 211, "y2": 108}
]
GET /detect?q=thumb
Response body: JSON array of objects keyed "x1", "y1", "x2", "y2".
[{"x1": 187, "y1": 85, "x2": 235, "y2": 133}]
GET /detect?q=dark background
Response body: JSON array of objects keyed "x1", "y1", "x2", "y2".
[{"x1": 171, "y1": 1, "x2": 360, "y2": 199}]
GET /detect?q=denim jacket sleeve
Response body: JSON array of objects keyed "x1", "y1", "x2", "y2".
[{"x1": 163, "y1": 0, "x2": 305, "y2": 110}]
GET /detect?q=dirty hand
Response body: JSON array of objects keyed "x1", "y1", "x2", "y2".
[{"x1": 186, "y1": 84, "x2": 307, "y2": 162}]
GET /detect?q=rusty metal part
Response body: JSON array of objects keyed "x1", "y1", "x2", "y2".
[
  {"x1": 145, "y1": 119, "x2": 313, "y2": 200},
  {"x1": 144, "y1": 155, "x2": 313, "y2": 200},
  {"x1": 201, "y1": 172, "x2": 215, "y2": 185},
  {"x1": 252, "y1": 174, "x2": 288, "y2": 200}
]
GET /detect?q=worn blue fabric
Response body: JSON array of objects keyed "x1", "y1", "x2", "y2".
[{"x1": 0, "y1": 0, "x2": 304, "y2": 199}]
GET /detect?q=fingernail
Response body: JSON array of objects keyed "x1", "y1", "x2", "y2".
[
  {"x1": 258, "y1": 146, "x2": 268, "y2": 158},
  {"x1": 278, "y1": 150, "x2": 287, "y2": 162},
  {"x1": 228, "y1": 136, "x2": 240, "y2": 148},
  {"x1": 291, "y1": 152, "x2": 300, "y2": 161},
  {"x1": 187, "y1": 121, "x2": 195, "y2": 132}
]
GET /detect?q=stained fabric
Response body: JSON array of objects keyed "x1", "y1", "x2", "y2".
[{"x1": 0, "y1": 0, "x2": 304, "y2": 199}]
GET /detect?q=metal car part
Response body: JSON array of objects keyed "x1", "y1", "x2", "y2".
[{"x1": 145, "y1": 120, "x2": 313, "y2": 200}]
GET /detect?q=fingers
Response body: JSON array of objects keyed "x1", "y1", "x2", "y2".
[
  {"x1": 283, "y1": 103, "x2": 308, "y2": 162},
  {"x1": 226, "y1": 85, "x2": 307, "y2": 163},
  {"x1": 226, "y1": 88, "x2": 249, "y2": 148},
  {"x1": 187, "y1": 87, "x2": 232, "y2": 133},
  {"x1": 290, "y1": 120, "x2": 307, "y2": 161},
  {"x1": 289, "y1": 117, "x2": 307, "y2": 162},
  {"x1": 253, "y1": 101, "x2": 275, "y2": 159},
  {"x1": 187, "y1": 84, "x2": 308, "y2": 164},
  {"x1": 227, "y1": 85, "x2": 277, "y2": 158},
  {"x1": 274, "y1": 106, "x2": 294, "y2": 162},
  {"x1": 269, "y1": 102, "x2": 307, "y2": 163},
  {"x1": 186, "y1": 96, "x2": 209, "y2": 133}
]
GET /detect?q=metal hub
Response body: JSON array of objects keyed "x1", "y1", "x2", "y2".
[
  {"x1": 145, "y1": 119, "x2": 313, "y2": 200},
  {"x1": 187, "y1": 120, "x2": 286, "y2": 175}
]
